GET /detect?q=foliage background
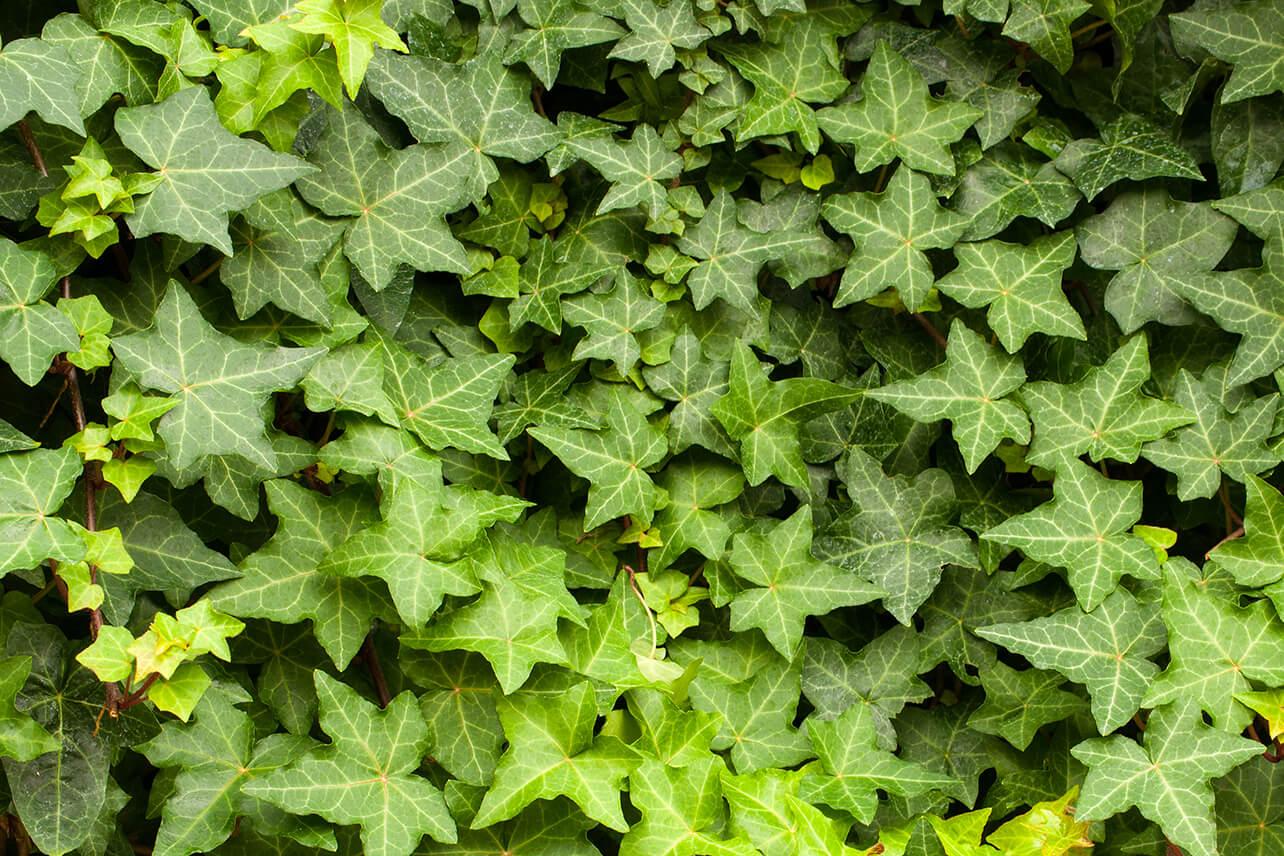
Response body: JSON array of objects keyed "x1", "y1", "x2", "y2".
[{"x1": 1, "y1": 0, "x2": 1284, "y2": 854}]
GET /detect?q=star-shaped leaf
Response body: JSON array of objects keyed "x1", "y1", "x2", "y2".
[
  {"x1": 1019, "y1": 335, "x2": 1194, "y2": 469},
  {"x1": 530, "y1": 388, "x2": 668, "y2": 530},
  {"x1": 40, "y1": 13, "x2": 160, "y2": 116},
  {"x1": 798, "y1": 703, "x2": 958, "y2": 823},
  {"x1": 727, "y1": 507, "x2": 882, "y2": 659},
  {"x1": 472, "y1": 680, "x2": 640, "y2": 830},
  {"x1": 1143, "y1": 562, "x2": 1284, "y2": 731},
  {"x1": 0, "y1": 37, "x2": 84, "y2": 135},
  {"x1": 1214, "y1": 755, "x2": 1284, "y2": 854},
  {"x1": 643, "y1": 328, "x2": 734, "y2": 457},
  {"x1": 815, "y1": 450, "x2": 976, "y2": 624},
  {"x1": 509, "y1": 236, "x2": 610, "y2": 333},
  {"x1": 952, "y1": 142, "x2": 1081, "y2": 241},
  {"x1": 223, "y1": 188, "x2": 344, "y2": 325},
  {"x1": 717, "y1": 16, "x2": 850, "y2": 153},
  {"x1": 1211, "y1": 475, "x2": 1284, "y2": 588},
  {"x1": 290, "y1": 0, "x2": 407, "y2": 97},
  {"x1": 818, "y1": 41, "x2": 982, "y2": 176},
  {"x1": 367, "y1": 49, "x2": 560, "y2": 186},
  {"x1": 295, "y1": 103, "x2": 486, "y2": 289},
  {"x1": 711, "y1": 340, "x2": 859, "y2": 488},
  {"x1": 245, "y1": 672, "x2": 455, "y2": 856},
  {"x1": 822, "y1": 164, "x2": 969, "y2": 310},
  {"x1": 868, "y1": 319, "x2": 1031, "y2": 473},
  {"x1": 504, "y1": 0, "x2": 625, "y2": 88},
  {"x1": 207, "y1": 479, "x2": 386, "y2": 668},
  {"x1": 405, "y1": 536, "x2": 582, "y2": 693},
  {"x1": 937, "y1": 232, "x2": 1083, "y2": 353},
  {"x1": 689, "y1": 655, "x2": 812, "y2": 773},
  {"x1": 114, "y1": 87, "x2": 313, "y2": 255},
  {"x1": 1076, "y1": 188, "x2": 1238, "y2": 333},
  {"x1": 1171, "y1": 265, "x2": 1284, "y2": 387},
  {"x1": 566, "y1": 124, "x2": 681, "y2": 221},
  {"x1": 1002, "y1": 0, "x2": 1092, "y2": 73},
  {"x1": 0, "y1": 656, "x2": 58, "y2": 762},
  {"x1": 0, "y1": 237, "x2": 79, "y2": 386},
  {"x1": 495, "y1": 363, "x2": 599, "y2": 444},
  {"x1": 651, "y1": 450, "x2": 744, "y2": 571},
  {"x1": 1054, "y1": 114, "x2": 1203, "y2": 200},
  {"x1": 620, "y1": 756, "x2": 757, "y2": 856},
  {"x1": 112, "y1": 282, "x2": 324, "y2": 471},
  {"x1": 967, "y1": 661, "x2": 1087, "y2": 750},
  {"x1": 1170, "y1": 1, "x2": 1284, "y2": 104},
  {"x1": 982, "y1": 460, "x2": 1160, "y2": 610},
  {"x1": 1143, "y1": 367, "x2": 1280, "y2": 501},
  {"x1": 563, "y1": 272, "x2": 665, "y2": 373},
  {"x1": 1072, "y1": 705, "x2": 1262, "y2": 856},
  {"x1": 977, "y1": 586, "x2": 1165, "y2": 735}
]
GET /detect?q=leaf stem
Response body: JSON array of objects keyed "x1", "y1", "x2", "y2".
[
  {"x1": 1070, "y1": 19, "x2": 1108, "y2": 40},
  {"x1": 16, "y1": 120, "x2": 47, "y2": 178},
  {"x1": 624, "y1": 563, "x2": 658, "y2": 659},
  {"x1": 911, "y1": 313, "x2": 947, "y2": 348},
  {"x1": 188, "y1": 257, "x2": 224, "y2": 285},
  {"x1": 362, "y1": 632, "x2": 392, "y2": 708}
]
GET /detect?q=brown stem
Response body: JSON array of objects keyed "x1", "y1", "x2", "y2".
[
  {"x1": 38, "y1": 377, "x2": 70, "y2": 429},
  {"x1": 188, "y1": 257, "x2": 224, "y2": 285},
  {"x1": 1206, "y1": 525, "x2": 1244, "y2": 558},
  {"x1": 17, "y1": 120, "x2": 48, "y2": 178},
  {"x1": 517, "y1": 434, "x2": 533, "y2": 498},
  {"x1": 317, "y1": 410, "x2": 337, "y2": 448},
  {"x1": 1132, "y1": 712, "x2": 1148, "y2": 732},
  {"x1": 1219, "y1": 480, "x2": 1244, "y2": 532},
  {"x1": 118, "y1": 673, "x2": 159, "y2": 709},
  {"x1": 873, "y1": 161, "x2": 892, "y2": 193},
  {"x1": 362, "y1": 632, "x2": 392, "y2": 708},
  {"x1": 1070, "y1": 19, "x2": 1108, "y2": 40},
  {"x1": 531, "y1": 83, "x2": 547, "y2": 119},
  {"x1": 911, "y1": 313, "x2": 947, "y2": 349}
]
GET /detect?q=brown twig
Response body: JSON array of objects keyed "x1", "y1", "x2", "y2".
[
  {"x1": 16, "y1": 120, "x2": 48, "y2": 178},
  {"x1": 38, "y1": 377, "x2": 70, "y2": 429},
  {"x1": 317, "y1": 410, "x2": 337, "y2": 448},
  {"x1": 1219, "y1": 480, "x2": 1244, "y2": 532},
  {"x1": 911, "y1": 313, "x2": 947, "y2": 349},
  {"x1": 531, "y1": 83, "x2": 547, "y2": 119},
  {"x1": 1070, "y1": 19, "x2": 1108, "y2": 40},
  {"x1": 1206, "y1": 525, "x2": 1244, "y2": 558},
  {"x1": 362, "y1": 632, "x2": 392, "y2": 708},
  {"x1": 1132, "y1": 712, "x2": 1148, "y2": 732},
  {"x1": 873, "y1": 161, "x2": 891, "y2": 193},
  {"x1": 188, "y1": 257, "x2": 224, "y2": 285}
]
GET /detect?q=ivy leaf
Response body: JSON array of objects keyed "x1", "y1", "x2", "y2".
[
  {"x1": 223, "y1": 188, "x2": 345, "y2": 325},
  {"x1": 952, "y1": 142, "x2": 1081, "y2": 241},
  {"x1": 967, "y1": 661, "x2": 1087, "y2": 750},
  {"x1": 816, "y1": 450, "x2": 976, "y2": 624},
  {"x1": 1171, "y1": 265, "x2": 1284, "y2": 387},
  {"x1": 0, "y1": 447, "x2": 85, "y2": 575},
  {"x1": 642, "y1": 328, "x2": 734, "y2": 457},
  {"x1": 509, "y1": 236, "x2": 610, "y2": 333},
  {"x1": 1054, "y1": 114, "x2": 1203, "y2": 200},
  {"x1": 726, "y1": 507, "x2": 882, "y2": 660},
  {"x1": 562, "y1": 271, "x2": 666, "y2": 373},
  {"x1": 608, "y1": 0, "x2": 711, "y2": 78},
  {"x1": 0, "y1": 37, "x2": 84, "y2": 135},
  {"x1": 1019, "y1": 336, "x2": 1194, "y2": 469},
  {"x1": 531, "y1": 387, "x2": 667, "y2": 530},
  {"x1": 0, "y1": 656, "x2": 59, "y2": 762},
  {"x1": 367, "y1": 49, "x2": 560, "y2": 186},
  {"x1": 1210, "y1": 475, "x2": 1284, "y2": 588},
  {"x1": 1002, "y1": 0, "x2": 1091, "y2": 73},
  {"x1": 207, "y1": 480, "x2": 385, "y2": 668},
  {"x1": 689, "y1": 655, "x2": 812, "y2": 774},
  {"x1": 1143, "y1": 562, "x2": 1284, "y2": 731},
  {"x1": 868, "y1": 319, "x2": 1031, "y2": 473},
  {"x1": 620, "y1": 756, "x2": 757, "y2": 856},
  {"x1": 187, "y1": 0, "x2": 292, "y2": 46},
  {"x1": 295, "y1": 104, "x2": 486, "y2": 289},
  {"x1": 818, "y1": 41, "x2": 982, "y2": 176},
  {"x1": 504, "y1": 0, "x2": 625, "y2": 89},
  {"x1": 1169, "y1": 1, "x2": 1284, "y2": 104},
  {"x1": 290, "y1": 0, "x2": 407, "y2": 98},
  {"x1": 1076, "y1": 188, "x2": 1238, "y2": 333},
  {"x1": 798, "y1": 703, "x2": 958, "y2": 823},
  {"x1": 822, "y1": 164, "x2": 969, "y2": 310},
  {"x1": 567, "y1": 124, "x2": 681, "y2": 222},
  {"x1": 472, "y1": 680, "x2": 640, "y2": 830},
  {"x1": 245, "y1": 672, "x2": 455, "y2": 856},
  {"x1": 114, "y1": 87, "x2": 314, "y2": 254},
  {"x1": 977, "y1": 586, "x2": 1164, "y2": 735},
  {"x1": 982, "y1": 460, "x2": 1160, "y2": 610},
  {"x1": 936, "y1": 232, "x2": 1083, "y2": 353},
  {"x1": 0, "y1": 237, "x2": 79, "y2": 386},
  {"x1": 1072, "y1": 705, "x2": 1262, "y2": 856},
  {"x1": 40, "y1": 13, "x2": 160, "y2": 116},
  {"x1": 112, "y1": 282, "x2": 324, "y2": 471},
  {"x1": 651, "y1": 450, "x2": 743, "y2": 572},
  {"x1": 494, "y1": 363, "x2": 599, "y2": 444},
  {"x1": 1142, "y1": 367, "x2": 1280, "y2": 501},
  {"x1": 717, "y1": 16, "x2": 850, "y2": 153}
]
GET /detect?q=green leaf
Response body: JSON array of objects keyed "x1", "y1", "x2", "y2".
[
  {"x1": 112, "y1": 282, "x2": 324, "y2": 471},
  {"x1": 621, "y1": 755, "x2": 756, "y2": 856},
  {"x1": 0, "y1": 446, "x2": 85, "y2": 575},
  {"x1": 504, "y1": 0, "x2": 625, "y2": 89},
  {"x1": 0, "y1": 655, "x2": 59, "y2": 761},
  {"x1": 1019, "y1": 335, "x2": 1194, "y2": 469},
  {"x1": 818, "y1": 41, "x2": 982, "y2": 176},
  {"x1": 0, "y1": 236, "x2": 79, "y2": 386},
  {"x1": 937, "y1": 232, "x2": 1083, "y2": 352},
  {"x1": 822, "y1": 164, "x2": 969, "y2": 310},
  {"x1": 608, "y1": 0, "x2": 711, "y2": 78},
  {"x1": 952, "y1": 142, "x2": 1081, "y2": 241},
  {"x1": 244, "y1": 672, "x2": 456, "y2": 856},
  {"x1": 114, "y1": 87, "x2": 314, "y2": 254},
  {"x1": 983, "y1": 460, "x2": 1160, "y2": 610},
  {"x1": 688, "y1": 654, "x2": 812, "y2": 773},
  {"x1": 1054, "y1": 114, "x2": 1203, "y2": 200},
  {"x1": 1210, "y1": 474, "x2": 1284, "y2": 588},
  {"x1": 967, "y1": 660, "x2": 1086, "y2": 750},
  {"x1": 816, "y1": 450, "x2": 976, "y2": 624},
  {"x1": 1143, "y1": 562, "x2": 1284, "y2": 730},
  {"x1": 1002, "y1": 0, "x2": 1092, "y2": 73},
  {"x1": 1076, "y1": 188, "x2": 1238, "y2": 332},
  {"x1": 1072, "y1": 704, "x2": 1262, "y2": 856},
  {"x1": 868, "y1": 319, "x2": 1030, "y2": 473},
  {"x1": 290, "y1": 0, "x2": 407, "y2": 97},
  {"x1": 472, "y1": 680, "x2": 640, "y2": 830},
  {"x1": 727, "y1": 507, "x2": 882, "y2": 659},
  {"x1": 1169, "y1": 1, "x2": 1284, "y2": 104},
  {"x1": 0, "y1": 37, "x2": 84, "y2": 135},
  {"x1": 563, "y1": 271, "x2": 666, "y2": 373},
  {"x1": 711, "y1": 340, "x2": 859, "y2": 488},
  {"x1": 1170, "y1": 264, "x2": 1284, "y2": 387}
]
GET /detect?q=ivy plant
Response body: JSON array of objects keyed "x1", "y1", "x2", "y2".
[{"x1": 1, "y1": 0, "x2": 1283, "y2": 854}]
